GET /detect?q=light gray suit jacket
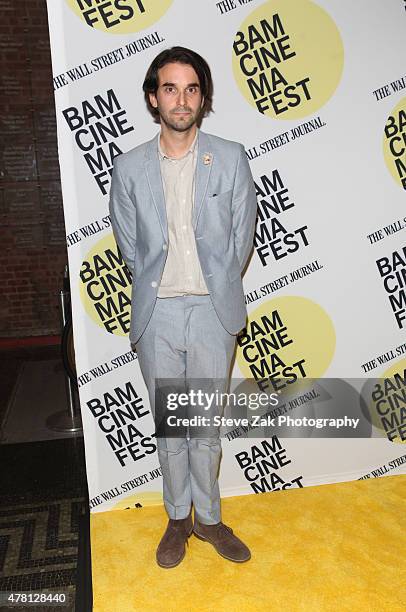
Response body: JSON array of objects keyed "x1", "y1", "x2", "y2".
[{"x1": 109, "y1": 130, "x2": 257, "y2": 344}]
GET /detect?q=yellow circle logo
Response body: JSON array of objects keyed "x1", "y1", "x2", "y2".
[
  {"x1": 369, "y1": 359, "x2": 406, "y2": 444},
  {"x1": 65, "y1": 0, "x2": 173, "y2": 34},
  {"x1": 383, "y1": 97, "x2": 406, "y2": 190},
  {"x1": 236, "y1": 296, "x2": 335, "y2": 392},
  {"x1": 232, "y1": 0, "x2": 344, "y2": 119},
  {"x1": 79, "y1": 233, "x2": 132, "y2": 336}
]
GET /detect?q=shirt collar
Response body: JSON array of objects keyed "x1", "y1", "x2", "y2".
[{"x1": 158, "y1": 129, "x2": 198, "y2": 161}]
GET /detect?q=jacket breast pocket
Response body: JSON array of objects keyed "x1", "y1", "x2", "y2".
[{"x1": 207, "y1": 188, "x2": 233, "y2": 204}]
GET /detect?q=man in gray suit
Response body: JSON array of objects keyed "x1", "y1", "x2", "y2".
[{"x1": 109, "y1": 47, "x2": 257, "y2": 568}]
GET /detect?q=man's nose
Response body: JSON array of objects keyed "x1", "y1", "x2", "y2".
[{"x1": 177, "y1": 89, "x2": 186, "y2": 106}]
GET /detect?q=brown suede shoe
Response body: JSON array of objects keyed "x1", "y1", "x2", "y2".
[
  {"x1": 156, "y1": 512, "x2": 193, "y2": 568},
  {"x1": 193, "y1": 520, "x2": 251, "y2": 562}
]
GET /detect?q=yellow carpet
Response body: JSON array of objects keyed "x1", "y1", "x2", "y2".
[{"x1": 91, "y1": 475, "x2": 406, "y2": 611}]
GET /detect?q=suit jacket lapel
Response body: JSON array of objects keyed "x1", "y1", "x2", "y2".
[
  {"x1": 193, "y1": 130, "x2": 212, "y2": 229},
  {"x1": 144, "y1": 133, "x2": 168, "y2": 242}
]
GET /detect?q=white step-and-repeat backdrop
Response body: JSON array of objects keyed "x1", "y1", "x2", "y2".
[{"x1": 46, "y1": 0, "x2": 406, "y2": 513}]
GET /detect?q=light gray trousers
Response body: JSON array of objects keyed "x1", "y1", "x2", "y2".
[{"x1": 135, "y1": 294, "x2": 236, "y2": 524}]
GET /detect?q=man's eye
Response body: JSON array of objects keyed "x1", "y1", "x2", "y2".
[
  {"x1": 165, "y1": 87, "x2": 176, "y2": 93},
  {"x1": 187, "y1": 87, "x2": 197, "y2": 94}
]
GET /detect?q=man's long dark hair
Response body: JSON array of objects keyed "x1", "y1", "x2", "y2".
[{"x1": 143, "y1": 46, "x2": 214, "y2": 121}]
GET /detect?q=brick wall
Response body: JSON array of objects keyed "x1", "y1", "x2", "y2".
[{"x1": 0, "y1": 0, "x2": 67, "y2": 338}]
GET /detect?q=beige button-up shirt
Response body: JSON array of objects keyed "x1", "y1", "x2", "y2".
[{"x1": 157, "y1": 131, "x2": 209, "y2": 298}]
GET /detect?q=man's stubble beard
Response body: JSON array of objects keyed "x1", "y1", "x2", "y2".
[{"x1": 159, "y1": 108, "x2": 200, "y2": 133}]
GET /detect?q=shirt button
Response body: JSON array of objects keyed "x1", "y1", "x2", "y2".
[
  {"x1": 182, "y1": 225, "x2": 187, "y2": 231},
  {"x1": 162, "y1": 244, "x2": 168, "y2": 250},
  {"x1": 182, "y1": 198, "x2": 186, "y2": 204},
  {"x1": 151, "y1": 281, "x2": 157, "y2": 288}
]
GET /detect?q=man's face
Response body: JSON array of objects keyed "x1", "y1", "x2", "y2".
[{"x1": 149, "y1": 62, "x2": 204, "y2": 132}]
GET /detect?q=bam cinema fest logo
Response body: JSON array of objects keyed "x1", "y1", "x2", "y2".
[
  {"x1": 255, "y1": 169, "x2": 310, "y2": 267},
  {"x1": 235, "y1": 437, "x2": 304, "y2": 494},
  {"x1": 376, "y1": 245, "x2": 406, "y2": 330},
  {"x1": 383, "y1": 97, "x2": 406, "y2": 190},
  {"x1": 86, "y1": 380, "x2": 156, "y2": 466},
  {"x1": 367, "y1": 359, "x2": 406, "y2": 444},
  {"x1": 79, "y1": 234, "x2": 132, "y2": 336},
  {"x1": 236, "y1": 296, "x2": 335, "y2": 392},
  {"x1": 65, "y1": 0, "x2": 173, "y2": 33},
  {"x1": 62, "y1": 88, "x2": 134, "y2": 195},
  {"x1": 232, "y1": 0, "x2": 344, "y2": 119}
]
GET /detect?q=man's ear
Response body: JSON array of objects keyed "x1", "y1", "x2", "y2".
[
  {"x1": 200, "y1": 96, "x2": 205, "y2": 109},
  {"x1": 149, "y1": 92, "x2": 158, "y2": 108}
]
